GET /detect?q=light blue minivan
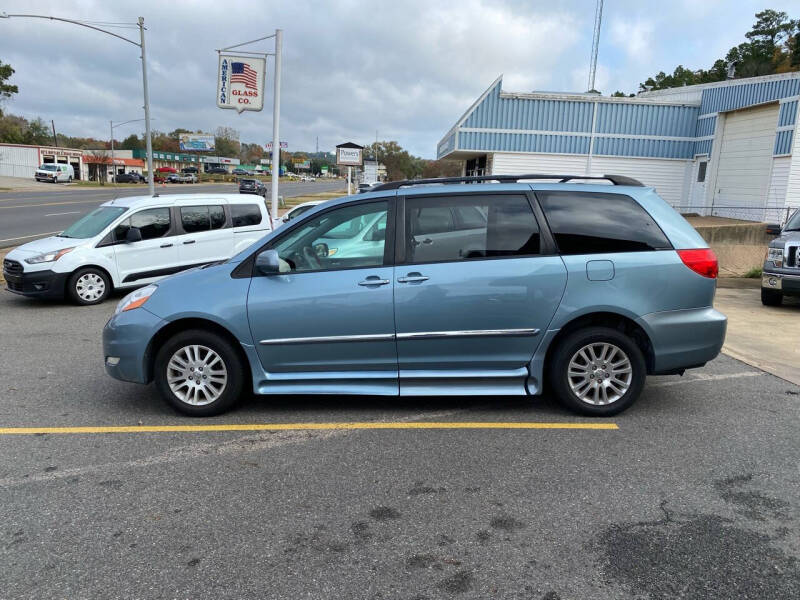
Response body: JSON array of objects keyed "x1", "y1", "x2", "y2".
[{"x1": 103, "y1": 174, "x2": 727, "y2": 417}]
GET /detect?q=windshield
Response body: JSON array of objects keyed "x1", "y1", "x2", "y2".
[
  {"x1": 59, "y1": 206, "x2": 128, "y2": 239},
  {"x1": 39, "y1": 164, "x2": 58, "y2": 171},
  {"x1": 784, "y1": 209, "x2": 800, "y2": 231}
]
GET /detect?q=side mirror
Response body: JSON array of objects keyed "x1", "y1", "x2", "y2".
[
  {"x1": 313, "y1": 242, "x2": 329, "y2": 259},
  {"x1": 255, "y1": 249, "x2": 281, "y2": 275},
  {"x1": 125, "y1": 227, "x2": 142, "y2": 243},
  {"x1": 766, "y1": 223, "x2": 782, "y2": 235}
]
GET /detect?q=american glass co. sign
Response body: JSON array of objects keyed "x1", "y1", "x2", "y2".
[{"x1": 217, "y1": 55, "x2": 266, "y2": 113}]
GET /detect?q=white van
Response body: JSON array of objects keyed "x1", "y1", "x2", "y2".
[
  {"x1": 3, "y1": 194, "x2": 272, "y2": 305},
  {"x1": 35, "y1": 163, "x2": 74, "y2": 183}
]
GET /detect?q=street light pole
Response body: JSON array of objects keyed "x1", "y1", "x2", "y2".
[
  {"x1": 138, "y1": 17, "x2": 155, "y2": 196},
  {"x1": 110, "y1": 120, "x2": 115, "y2": 186},
  {"x1": 270, "y1": 29, "x2": 282, "y2": 223}
]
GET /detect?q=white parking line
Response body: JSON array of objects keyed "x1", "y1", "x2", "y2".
[
  {"x1": 0, "y1": 231, "x2": 63, "y2": 244},
  {"x1": 648, "y1": 371, "x2": 764, "y2": 388},
  {"x1": 44, "y1": 211, "x2": 81, "y2": 217}
]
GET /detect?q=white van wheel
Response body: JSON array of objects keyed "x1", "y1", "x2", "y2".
[{"x1": 67, "y1": 268, "x2": 111, "y2": 305}]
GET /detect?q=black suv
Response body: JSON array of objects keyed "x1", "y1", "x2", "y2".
[
  {"x1": 239, "y1": 178, "x2": 266, "y2": 196},
  {"x1": 206, "y1": 167, "x2": 227, "y2": 174},
  {"x1": 114, "y1": 173, "x2": 145, "y2": 183},
  {"x1": 761, "y1": 209, "x2": 800, "y2": 305}
]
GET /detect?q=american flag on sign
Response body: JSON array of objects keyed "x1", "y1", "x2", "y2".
[{"x1": 231, "y1": 62, "x2": 258, "y2": 90}]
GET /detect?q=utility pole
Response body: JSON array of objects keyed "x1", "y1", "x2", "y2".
[
  {"x1": 138, "y1": 17, "x2": 155, "y2": 196},
  {"x1": 587, "y1": 0, "x2": 603, "y2": 92},
  {"x1": 51, "y1": 120, "x2": 58, "y2": 147},
  {"x1": 110, "y1": 120, "x2": 115, "y2": 186},
  {"x1": 270, "y1": 29, "x2": 283, "y2": 222}
]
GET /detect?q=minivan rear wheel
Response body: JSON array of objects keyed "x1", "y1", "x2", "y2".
[
  {"x1": 154, "y1": 329, "x2": 245, "y2": 417},
  {"x1": 548, "y1": 326, "x2": 646, "y2": 416}
]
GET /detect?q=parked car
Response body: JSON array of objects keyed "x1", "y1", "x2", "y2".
[
  {"x1": 3, "y1": 194, "x2": 272, "y2": 306},
  {"x1": 300, "y1": 175, "x2": 315, "y2": 182},
  {"x1": 181, "y1": 167, "x2": 198, "y2": 174},
  {"x1": 272, "y1": 200, "x2": 324, "y2": 230},
  {"x1": 357, "y1": 182, "x2": 378, "y2": 194},
  {"x1": 232, "y1": 168, "x2": 248, "y2": 176},
  {"x1": 35, "y1": 163, "x2": 74, "y2": 183},
  {"x1": 179, "y1": 173, "x2": 198, "y2": 184},
  {"x1": 239, "y1": 178, "x2": 266, "y2": 196},
  {"x1": 114, "y1": 172, "x2": 145, "y2": 183},
  {"x1": 166, "y1": 173, "x2": 182, "y2": 184},
  {"x1": 101, "y1": 173, "x2": 726, "y2": 417},
  {"x1": 206, "y1": 167, "x2": 227, "y2": 174},
  {"x1": 761, "y1": 208, "x2": 800, "y2": 305}
]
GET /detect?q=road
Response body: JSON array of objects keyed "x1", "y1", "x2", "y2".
[
  {"x1": 0, "y1": 290, "x2": 798, "y2": 599},
  {"x1": 0, "y1": 180, "x2": 345, "y2": 247}
]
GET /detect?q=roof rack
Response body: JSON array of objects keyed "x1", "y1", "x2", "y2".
[{"x1": 370, "y1": 173, "x2": 645, "y2": 192}]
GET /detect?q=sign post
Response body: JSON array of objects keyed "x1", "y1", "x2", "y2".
[{"x1": 217, "y1": 29, "x2": 282, "y2": 221}]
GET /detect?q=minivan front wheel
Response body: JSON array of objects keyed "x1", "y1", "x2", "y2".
[
  {"x1": 67, "y1": 267, "x2": 111, "y2": 305},
  {"x1": 549, "y1": 327, "x2": 646, "y2": 416},
  {"x1": 154, "y1": 329, "x2": 244, "y2": 416}
]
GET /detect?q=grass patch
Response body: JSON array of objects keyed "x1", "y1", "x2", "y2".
[{"x1": 744, "y1": 267, "x2": 762, "y2": 278}]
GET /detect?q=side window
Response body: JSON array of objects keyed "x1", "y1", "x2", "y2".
[
  {"x1": 405, "y1": 195, "x2": 539, "y2": 264},
  {"x1": 538, "y1": 191, "x2": 672, "y2": 255},
  {"x1": 180, "y1": 205, "x2": 226, "y2": 232},
  {"x1": 113, "y1": 207, "x2": 171, "y2": 241},
  {"x1": 231, "y1": 204, "x2": 263, "y2": 227},
  {"x1": 209, "y1": 205, "x2": 226, "y2": 229},
  {"x1": 271, "y1": 200, "x2": 389, "y2": 273}
]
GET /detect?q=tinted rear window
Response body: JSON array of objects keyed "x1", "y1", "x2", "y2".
[
  {"x1": 538, "y1": 191, "x2": 671, "y2": 254},
  {"x1": 231, "y1": 204, "x2": 263, "y2": 227}
]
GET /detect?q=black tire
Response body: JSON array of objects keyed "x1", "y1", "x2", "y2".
[
  {"x1": 761, "y1": 288, "x2": 783, "y2": 306},
  {"x1": 154, "y1": 329, "x2": 245, "y2": 417},
  {"x1": 66, "y1": 267, "x2": 112, "y2": 305},
  {"x1": 548, "y1": 326, "x2": 646, "y2": 417}
]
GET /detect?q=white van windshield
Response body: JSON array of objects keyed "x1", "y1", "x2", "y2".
[
  {"x1": 40, "y1": 164, "x2": 58, "y2": 171},
  {"x1": 59, "y1": 206, "x2": 129, "y2": 239}
]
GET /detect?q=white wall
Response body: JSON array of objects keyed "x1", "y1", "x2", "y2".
[
  {"x1": 0, "y1": 144, "x2": 39, "y2": 178},
  {"x1": 785, "y1": 105, "x2": 800, "y2": 216},
  {"x1": 491, "y1": 152, "x2": 690, "y2": 207}
]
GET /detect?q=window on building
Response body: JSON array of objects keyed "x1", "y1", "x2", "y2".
[
  {"x1": 697, "y1": 161, "x2": 707, "y2": 183},
  {"x1": 404, "y1": 195, "x2": 539, "y2": 264},
  {"x1": 538, "y1": 191, "x2": 671, "y2": 254}
]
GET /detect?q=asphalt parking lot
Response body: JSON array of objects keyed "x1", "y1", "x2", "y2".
[{"x1": 1, "y1": 291, "x2": 799, "y2": 599}]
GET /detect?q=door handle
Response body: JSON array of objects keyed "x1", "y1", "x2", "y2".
[
  {"x1": 358, "y1": 276, "x2": 390, "y2": 287},
  {"x1": 397, "y1": 273, "x2": 429, "y2": 284},
  {"x1": 183, "y1": 240, "x2": 195, "y2": 245},
  {"x1": 160, "y1": 243, "x2": 173, "y2": 248}
]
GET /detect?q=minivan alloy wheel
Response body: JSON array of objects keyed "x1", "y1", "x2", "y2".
[
  {"x1": 567, "y1": 342, "x2": 632, "y2": 405},
  {"x1": 75, "y1": 273, "x2": 106, "y2": 302},
  {"x1": 166, "y1": 344, "x2": 228, "y2": 406}
]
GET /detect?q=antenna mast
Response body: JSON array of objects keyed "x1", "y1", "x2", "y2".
[{"x1": 587, "y1": 0, "x2": 603, "y2": 92}]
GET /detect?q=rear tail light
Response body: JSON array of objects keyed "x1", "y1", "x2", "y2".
[{"x1": 677, "y1": 248, "x2": 718, "y2": 279}]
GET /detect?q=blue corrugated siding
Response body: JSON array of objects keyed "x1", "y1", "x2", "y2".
[
  {"x1": 699, "y1": 77, "x2": 800, "y2": 114},
  {"x1": 778, "y1": 100, "x2": 798, "y2": 127},
  {"x1": 774, "y1": 129, "x2": 793, "y2": 155},
  {"x1": 593, "y1": 137, "x2": 694, "y2": 158},
  {"x1": 693, "y1": 138, "x2": 713, "y2": 156},
  {"x1": 458, "y1": 131, "x2": 590, "y2": 154},
  {"x1": 695, "y1": 115, "x2": 716, "y2": 138},
  {"x1": 463, "y1": 84, "x2": 594, "y2": 132},
  {"x1": 595, "y1": 103, "x2": 698, "y2": 136},
  {"x1": 437, "y1": 132, "x2": 456, "y2": 159}
]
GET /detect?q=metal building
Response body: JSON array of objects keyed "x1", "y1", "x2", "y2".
[
  {"x1": 0, "y1": 143, "x2": 84, "y2": 180},
  {"x1": 437, "y1": 72, "x2": 800, "y2": 222}
]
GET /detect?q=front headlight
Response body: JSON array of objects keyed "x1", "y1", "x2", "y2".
[
  {"x1": 115, "y1": 284, "x2": 158, "y2": 315},
  {"x1": 24, "y1": 247, "x2": 74, "y2": 264},
  {"x1": 767, "y1": 247, "x2": 784, "y2": 268}
]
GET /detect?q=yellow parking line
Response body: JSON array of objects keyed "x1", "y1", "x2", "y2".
[{"x1": 0, "y1": 422, "x2": 618, "y2": 435}]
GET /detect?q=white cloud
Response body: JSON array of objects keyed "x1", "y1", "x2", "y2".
[{"x1": 608, "y1": 17, "x2": 655, "y2": 63}]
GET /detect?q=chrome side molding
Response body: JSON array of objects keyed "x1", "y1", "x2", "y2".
[{"x1": 260, "y1": 328, "x2": 539, "y2": 345}]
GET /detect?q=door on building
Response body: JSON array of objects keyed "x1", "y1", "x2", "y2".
[
  {"x1": 689, "y1": 156, "x2": 708, "y2": 212},
  {"x1": 70, "y1": 161, "x2": 81, "y2": 180},
  {"x1": 712, "y1": 103, "x2": 779, "y2": 220}
]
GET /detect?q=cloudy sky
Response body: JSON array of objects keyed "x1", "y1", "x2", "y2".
[{"x1": 1, "y1": 0, "x2": 797, "y2": 157}]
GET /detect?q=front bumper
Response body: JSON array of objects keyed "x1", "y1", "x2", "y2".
[
  {"x1": 762, "y1": 271, "x2": 800, "y2": 295},
  {"x1": 638, "y1": 307, "x2": 727, "y2": 374},
  {"x1": 103, "y1": 307, "x2": 167, "y2": 384},
  {"x1": 3, "y1": 267, "x2": 69, "y2": 299}
]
